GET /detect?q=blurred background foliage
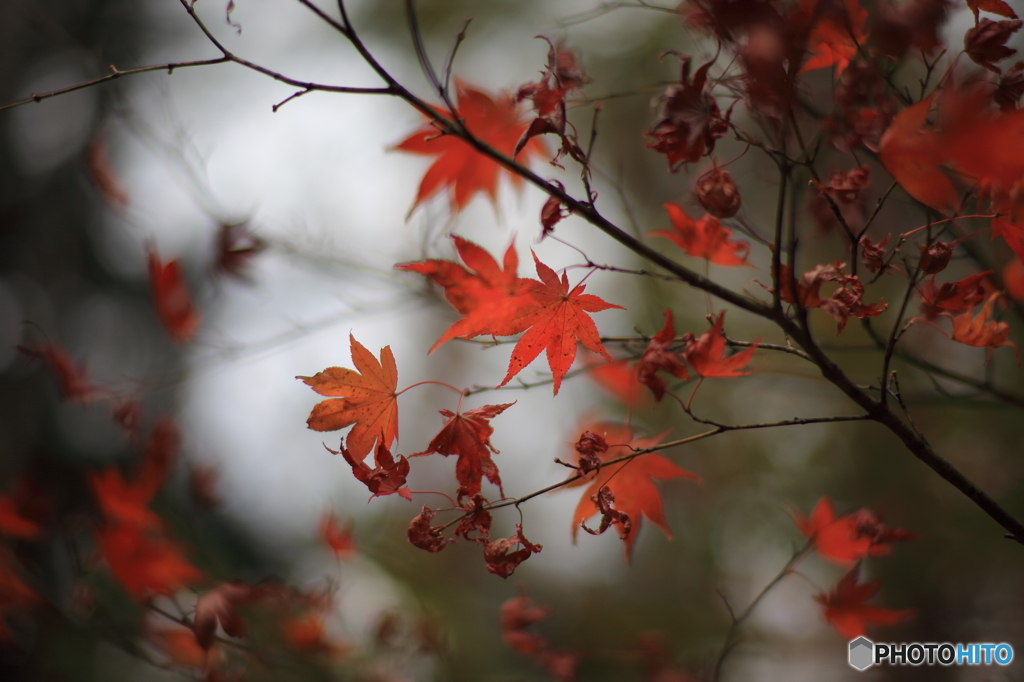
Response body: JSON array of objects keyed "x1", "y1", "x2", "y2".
[{"x1": 2, "y1": 1, "x2": 1024, "y2": 681}]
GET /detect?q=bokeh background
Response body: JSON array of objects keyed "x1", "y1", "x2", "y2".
[{"x1": 2, "y1": 0, "x2": 1024, "y2": 680}]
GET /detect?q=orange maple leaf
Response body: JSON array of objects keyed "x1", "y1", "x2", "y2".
[
  {"x1": 414, "y1": 402, "x2": 514, "y2": 499},
  {"x1": 815, "y1": 564, "x2": 913, "y2": 638},
  {"x1": 799, "y1": 0, "x2": 868, "y2": 78},
  {"x1": 394, "y1": 81, "x2": 548, "y2": 213},
  {"x1": 650, "y1": 204, "x2": 751, "y2": 266},
  {"x1": 298, "y1": 335, "x2": 400, "y2": 458},
  {"x1": 683, "y1": 311, "x2": 757, "y2": 377},
  {"x1": 946, "y1": 293, "x2": 1020, "y2": 363},
  {"x1": 395, "y1": 236, "x2": 538, "y2": 352},
  {"x1": 148, "y1": 248, "x2": 200, "y2": 343},
  {"x1": 568, "y1": 423, "x2": 699, "y2": 561},
  {"x1": 499, "y1": 254, "x2": 623, "y2": 395}
]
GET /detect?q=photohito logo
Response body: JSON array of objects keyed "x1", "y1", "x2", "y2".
[{"x1": 848, "y1": 637, "x2": 1014, "y2": 670}]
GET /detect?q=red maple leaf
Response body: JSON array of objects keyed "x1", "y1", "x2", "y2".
[
  {"x1": 499, "y1": 254, "x2": 623, "y2": 395},
  {"x1": 815, "y1": 564, "x2": 913, "y2": 638},
  {"x1": 1003, "y1": 258, "x2": 1024, "y2": 300},
  {"x1": 298, "y1": 335, "x2": 400, "y2": 458},
  {"x1": 394, "y1": 81, "x2": 548, "y2": 213},
  {"x1": 568, "y1": 423, "x2": 699, "y2": 561},
  {"x1": 918, "y1": 271, "x2": 990, "y2": 318},
  {"x1": 650, "y1": 204, "x2": 751, "y2": 266},
  {"x1": 799, "y1": 0, "x2": 869, "y2": 78},
  {"x1": 793, "y1": 497, "x2": 913, "y2": 565},
  {"x1": 483, "y1": 523, "x2": 542, "y2": 578},
  {"x1": 395, "y1": 236, "x2": 538, "y2": 351},
  {"x1": 945, "y1": 293, "x2": 1020, "y2": 363},
  {"x1": 97, "y1": 524, "x2": 203, "y2": 599},
  {"x1": 414, "y1": 402, "x2": 514, "y2": 500},
  {"x1": 683, "y1": 311, "x2": 757, "y2": 377},
  {"x1": 645, "y1": 56, "x2": 728, "y2": 171},
  {"x1": 877, "y1": 94, "x2": 959, "y2": 214},
  {"x1": 148, "y1": 248, "x2": 200, "y2": 343},
  {"x1": 330, "y1": 439, "x2": 412, "y2": 501},
  {"x1": 636, "y1": 310, "x2": 689, "y2": 401}
]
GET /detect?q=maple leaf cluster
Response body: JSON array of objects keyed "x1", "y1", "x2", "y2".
[{"x1": 794, "y1": 497, "x2": 915, "y2": 638}]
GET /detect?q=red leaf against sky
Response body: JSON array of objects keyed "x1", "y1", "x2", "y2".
[
  {"x1": 499, "y1": 254, "x2": 623, "y2": 395},
  {"x1": 683, "y1": 311, "x2": 757, "y2": 378},
  {"x1": 394, "y1": 81, "x2": 547, "y2": 213},
  {"x1": 331, "y1": 439, "x2": 412, "y2": 501},
  {"x1": 91, "y1": 468, "x2": 163, "y2": 530},
  {"x1": 320, "y1": 513, "x2": 356, "y2": 558},
  {"x1": 97, "y1": 524, "x2": 203, "y2": 599},
  {"x1": 414, "y1": 403, "x2": 514, "y2": 500},
  {"x1": 636, "y1": 310, "x2": 689, "y2": 401},
  {"x1": 148, "y1": 248, "x2": 199, "y2": 343},
  {"x1": 815, "y1": 564, "x2": 913, "y2": 638},
  {"x1": 395, "y1": 236, "x2": 538, "y2": 352},
  {"x1": 946, "y1": 293, "x2": 1020, "y2": 363},
  {"x1": 568, "y1": 423, "x2": 699, "y2": 561},
  {"x1": 799, "y1": 0, "x2": 869, "y2": 77},
  {"x1": 483, "y1": 523, "x2": 542, "y2": 578},
  {"x1": 793, "y1": 497, "x2": 913, "y2": 565},
  {"x1": 650, "y1": 204, "x2": 751, "y2": 266},
  {"x1": 18, "y1": 342, "x2": 95, "y2": 402},
  {"x1": 298, "y1": 335, "x2": 399, "y2": 458}
]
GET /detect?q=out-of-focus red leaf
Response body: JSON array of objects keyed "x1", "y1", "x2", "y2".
[
  {"x1": 97, "y1": 524, "x2": 203, "y2": 599},
  {"x1": 650, "y1": 204, "x2": 751, "y2": 266},
  {"x1": 320, "y1": 513, "x2": 356, "y2": 558},
  {"x1": 1003, "y1": 258, "x2": 1024, "y2": 300},
  {"x1": 215, "y1": 223, "x2": 265, "y2": 280},
  {"x1": 878, "y1": 95, "x2": 959, "y2": 214},
  {"x1": 793, "y1": 497, "x2": 913, "y2": 564},
  {"x1": 815, "y1": 564, "x2": 913, "y2": 638},
  {"x1": 799, "y1": 0, "x2": 869, "y2": 77},
  {"x1": 148, "y1": 249, "x2": 200, "y2": 343},
  {"x1": 18, "y1": 342, "x2": 95, "y2": 402}
]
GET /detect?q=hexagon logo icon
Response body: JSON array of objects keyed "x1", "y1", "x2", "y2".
[{"x1": 849, "y1": 637, "x2": 874, "y2": 671}]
